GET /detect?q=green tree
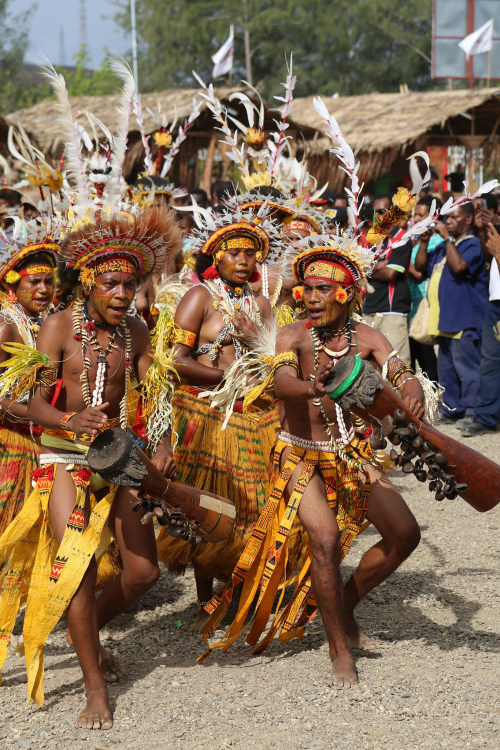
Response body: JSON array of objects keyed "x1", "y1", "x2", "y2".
[
  {"x1": 62, "y1": 46, "x2": 119, "y2": 97},
  {"x1": 113, "y1": 0, "x2": 433, "y2": 98},
  {"x1": 0, "y1": 0, "x2": 35, "y2": 114}
]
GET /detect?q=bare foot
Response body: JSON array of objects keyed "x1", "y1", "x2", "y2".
[
  {"x1": 191, "y1": 608, "x2": 211, "y2": 634},
  {"x1": 344, "y1": 611, "x2": 380, "y2": 650},
  {"x1": 67, "y1": 630, "x2": 122, "y2": 683},
  {"x1": 99, "y1": 646, "x2": 123, "y2": 683},
  {"x1": 78, "y1": 687, "x2": 113, "y2": 730},
  {"x1": 329, "y1": 654, "x2": 358, "y2": 689}
]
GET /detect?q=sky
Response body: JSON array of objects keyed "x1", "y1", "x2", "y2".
[{"x1": 15, "y1": 0, "x2": 129, "y2": 68}]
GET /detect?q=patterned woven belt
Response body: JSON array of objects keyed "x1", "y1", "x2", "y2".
[
  {"x1": 277, "y1": 430, "x2": 340, "y2": 452},
  {"x1": 39, "y1": 454, "x2": 89, "y2": 466}
]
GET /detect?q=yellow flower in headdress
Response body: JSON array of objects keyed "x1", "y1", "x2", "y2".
[
  {"x1": 153, "y1": 131, "x2": 173, "y2": 149},
  {"x1": 365, "y1": 227, "x2": 386, "y2": 245},
  {"x1": 79, "y1": 267, "x2": 96, "y2": 287},
  {"x1": 28, "y1": 166, "x2": 64, "y2": 192},
  {"x1": 4, "y1": 270, "x2": 21, "y2": 285},
  {"x1": 334, "y1": 287, "x2": 348, "y2": 304},
  {"x1": 242, "y1": 170, "x2": 272, "y2": 192},
  {"x1": 244, "y1": 128, "x2": 266, "y2": 149},
  {"x1": 392, "y1": 187, "x2": 416, "y2": 215}
]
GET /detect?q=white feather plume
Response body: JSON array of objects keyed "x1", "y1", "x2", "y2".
[
  {"x1": 407, "y1": 151, "x2": 430, "y2": 196},
  {"x1": 313, "y1": 95, "x2": 362, "y2": 222},
  {"x1": 107, "y1": 56, "x2": 136, "y2": 207},
  {"x1": 39, "y1": 60, "x2": 89, "y2": 211}
]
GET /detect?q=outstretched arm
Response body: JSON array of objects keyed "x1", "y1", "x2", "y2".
[{"x1": 362, "y1": 323, "x2": 425, "y2": 419}]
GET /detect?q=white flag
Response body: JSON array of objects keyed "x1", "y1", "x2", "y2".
[
  {"x1": 458, "y1": 19, "x2": 494, "y2": 59},
  {"x1": 212, "y1": 26, "x2": 234, "y2": 78}
]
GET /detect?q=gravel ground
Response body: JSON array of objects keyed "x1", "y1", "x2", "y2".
[{"x1": 1, "y1": 423, "x2": 499, "y2": 750}]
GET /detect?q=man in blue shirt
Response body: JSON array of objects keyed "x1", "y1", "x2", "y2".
[{"x1": 415, "y1": 202, "x2": 488, "y2": 421}]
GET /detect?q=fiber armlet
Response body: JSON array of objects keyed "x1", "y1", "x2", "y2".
[
  {"x1": 172, "y1": 325, "x2": 197, "y2": 348},
  {"x1": 272, "y1": 351, "x2": 299, "y2": 374}
]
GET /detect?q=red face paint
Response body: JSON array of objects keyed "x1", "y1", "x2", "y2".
[
  {"x1": 217, "y1": 248, "x2": 257, "y2": 285},
  {"x1": 303, "y1": 278, "x2": 352, "y2": 327},
  {"x1": 15, "y1": 272, "x2": 55, "y2": 315},
  {"x1": 87, "y1": 272, "x2": 137, "y2": 325}
]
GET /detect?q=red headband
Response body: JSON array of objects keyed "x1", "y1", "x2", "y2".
[{"x1": 303, "y1": 260, "x2": 355, "y2": 286}]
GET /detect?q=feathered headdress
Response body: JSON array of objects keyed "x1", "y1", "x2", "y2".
[
  {"x1": 40, "y1": 56, "x2": 136, "y2": 220},
  {"x1": 289, "y1": 233, "x2": 376, "y2": 315},
  {"x1": 62, "y1": 203, "x2": 182, "y2": 284},
  {"x1": 131, "y1": 97, "x2": 202, "y2": 206},
  {"x1": 0, "y1": 216, "x2": 63, "y2": 288},
  {"x1": 184, "y1": 199, "x2": 285, "y2": 264},
  {"x1": 193, "y1": 55, "x2": 301, "y2": 196},
  {"x1": 7, "y1": 125, "x2": 64, "y2": 204}
]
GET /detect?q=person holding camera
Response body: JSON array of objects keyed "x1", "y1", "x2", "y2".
[{"x1": 414, "y1": 203, "x2": 488, "y2": 423}]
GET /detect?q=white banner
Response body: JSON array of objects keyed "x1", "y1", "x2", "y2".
[
  {"x1": 458, "y1": 19, "x2": 494, "y2": 59},
  {"x1": 212, "y1": 26, "x2": 234, "y2": 78}
]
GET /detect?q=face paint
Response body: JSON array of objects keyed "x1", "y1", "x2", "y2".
[
  {"x1": 87, "y1": 272, "x2": 137, "y2": 325},
  {"x1": 303, "y1": 278, "x2": 353, "y2": 328},
  {"x1": 216, "y1": 248, "x2": 257, "y2": 285},
  {"x1": 15, "y1": 272, "x2": 55, "y2": 315}
]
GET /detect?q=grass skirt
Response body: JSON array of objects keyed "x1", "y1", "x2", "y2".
[
  {"x1": 0, "y1": 424, "x2": 39, "y2": 538},
  {"x1": 199, "y1": 436, "x2": 373, "y2": 659},
  {"x1": 0, "y1": 463, "x2": 117, "y2": 706},
  {"x1": 156, "y1": 385, "x2": 296, "y2": 581}
]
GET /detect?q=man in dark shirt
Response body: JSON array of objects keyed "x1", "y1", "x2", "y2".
[
  {"x1": 415, "y1": 202, "x2": 488, "y2": 421},
  {"x1": 363, "y1": 195, "x2": 412, "y2": 363}
]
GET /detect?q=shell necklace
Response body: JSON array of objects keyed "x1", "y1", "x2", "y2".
[{"x1": 309, "y1": 318, "x2": 352, "y2": 359}]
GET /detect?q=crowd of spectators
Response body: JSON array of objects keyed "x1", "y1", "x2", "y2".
[{"x1": 361, "y1": 185, "x2": 500, "y2": 437}]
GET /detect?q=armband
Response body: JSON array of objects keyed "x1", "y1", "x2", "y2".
[
  {"x1": 385, "y1": 353, "x2": 414, "y2": 387},
  {"x1": 60, "y1": 412, "x2": 77, "y2": 430},
  {"x1": 272, "y1": 351, "x2": 299, "y2": 374},
  {"x1": 172, "y1": 326, "x2": 197, "y2": 348}
]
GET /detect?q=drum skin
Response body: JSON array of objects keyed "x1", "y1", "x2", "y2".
[{"x1": 87, "y1": 428, "x2": 236, "y2": 542}]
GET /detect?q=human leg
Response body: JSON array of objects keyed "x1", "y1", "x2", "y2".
[
  {"x1": 95, "y1": 485, "x2": 160, "y2": 631},
  {"x1": 411, "y1": 338, "x2": 438, "y2": 383},
  {"x1": 471, "y1": 301, "x2": 500, "y2": 429},
  {"x1": 436, "y1": 336, "x2": 463, "y2": 418},
  {"x1": 295, "y1": 465, "x2": 357, "y2": 687},
  {"x1": 48, "y1": 467, "x2": 112, "y2": 730},
  {"x1": 343, "y1": 467, "x2": 420, "y2": 645},
  {"x1": 450, "y1": 330, "x2": 482, "y2": 417}
]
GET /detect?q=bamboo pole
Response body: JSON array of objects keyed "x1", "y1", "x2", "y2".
[{"x1": 201, "y1": 133, "x2": 217, "y2": 195}]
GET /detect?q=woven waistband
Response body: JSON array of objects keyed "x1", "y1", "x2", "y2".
[
  {"x1": 39, "y1": 453, "x2": 89, "y2": 466},
  {"x1": 277, "y1": 431, "x2": 341, "y2": 452}
]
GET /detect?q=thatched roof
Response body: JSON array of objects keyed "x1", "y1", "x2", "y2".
[
  {"x1": 6, "y1": 86, "x2": 244, "y2": 156},
  {"x1": 291, "y1": 88, "x2": 500, "y2": 156}
]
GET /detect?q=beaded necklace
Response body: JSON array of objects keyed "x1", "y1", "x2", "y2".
[
  {"x1": 309, "y1": 324, "x2": 355, "y2": 458},
  {"x1": 261, "y1": 264, "x2": 283, "y2": 307},
  {"x1": 198, "y1": 274, "x2": 261, "y2": 361},
  {"x1": 309, "y1": 318, "x2": 352, "y2": 358},
  {"x1": 72, "y1": 297, "x2": 132, "y2": 429}
]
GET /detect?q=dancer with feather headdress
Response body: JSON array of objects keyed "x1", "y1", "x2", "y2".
[
  {"x1": 0, "y1": 219, "x2": 61, "y2": 539},
  {"x1": 154, "y1": 205, "x2": 288, "y2": 616},
  {"x1": 0, "y1": 60, "x2": 183, "y2": 730}
]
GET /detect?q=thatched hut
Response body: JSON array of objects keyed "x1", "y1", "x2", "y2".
[
  {"x1": 290, "y1": 88, "x2": 500, "y2": 193},
  {"x1": 6, "y1": 86, "x2": 500, "y2": 196},
  {"x1": 5, "y1": 87, "x2": 305, "y2": 195}
]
